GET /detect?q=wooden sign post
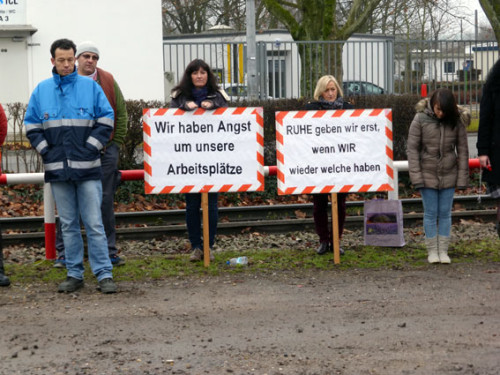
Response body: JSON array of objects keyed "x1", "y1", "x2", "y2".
[
  {"x1": 331, "y1": 193, "x2": 340, "y2": 264},
  {"x1": 275, "y1": 108, "x2": 394, "y2": 264},
  {"x1": 142, "y1": 107, "x2": 265, "y2": 267},
  {"x1": 202, "y1": 193, "x2": 210, "y2": 267}
]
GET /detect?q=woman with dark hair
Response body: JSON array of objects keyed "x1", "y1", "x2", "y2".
[
  {"x1": 407, "y1": 88, "x2": 469, "y2": 264},
  {"x1": 170, "y1": 59, "x2": 229, "y2": 262},
  {"x1": 0, "y1": 103, "x2": 10, "y2": 286},
  {"x1": 305, "y1": 75, "x2": 353, "y2": 256},
  {"x1": 171, "y1": 59, "x2": 228, "y2": 111},
  {"x1": 477, "y1": 59, "x2": 500, "y2": 237}
]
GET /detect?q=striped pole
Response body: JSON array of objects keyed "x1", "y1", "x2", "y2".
[
  {"x1": 44, "y1": 182, "x2": 56, "y2": 259},
  {"x1": 0, "y1": 161, "x2": 482, "y2": 258}
]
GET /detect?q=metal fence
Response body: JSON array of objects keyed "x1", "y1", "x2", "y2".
[
  {"x1": 163, "y1": 38, "x2": 499, "y2": 109},
  {"x1": 2, "y1": 39, "x2": 498, "y2": 174}
]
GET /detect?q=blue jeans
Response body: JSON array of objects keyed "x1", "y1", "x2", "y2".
[
  {"x1": 51, "y1": 180, "x2": 113, "y2": 281},
  {"x1": 420, "y1": 187, "x2": 455, "y2": 238},
  {"x1": 55, "y1": 143, "x2": 121, "y2": 257},
  {"x1": 185, "y1": 193, "x2": 218, "y2": 249}
]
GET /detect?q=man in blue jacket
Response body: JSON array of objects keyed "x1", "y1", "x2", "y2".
[{"x1": 24, "y1": 38, "x2": 117, "y2": 294}]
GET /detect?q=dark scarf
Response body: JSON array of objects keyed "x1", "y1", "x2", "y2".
[
  {"x1": 319, "y1": 96, "x2": 345, "y2": 109},
  {"x1": 192, "y1": 87, "x2": 208, "y2": 106}
]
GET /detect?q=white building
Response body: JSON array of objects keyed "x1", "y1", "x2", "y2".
[
  {"x1": 472, "y1": 43, "x2": 499, "y2": 78},
  {"x1": 392, "y1": 41, "x2": 498, "y2": 84},
  {"x1": 0, "y1": 0, "x2": 165, "y2": 105},
  {"x1": 393, "y1": 48, "x2": 473, "y2": 83}
]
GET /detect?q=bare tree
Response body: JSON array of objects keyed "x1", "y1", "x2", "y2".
[
  {"x1": 208, "y1": 0, "x2": 246, "y2": 30},
  {"x1": 162, "y1": 0, "x2": 211, "y2": 34},
  {"x1": 478, "y1": 0, "x2": 500, "y2": 46},
  {"x1": 476, "y1": 21, "x2": 496, "y2": 40},
  {"x1": 163, "y1": 0, "x2": 283, "y2": 35},
  {"x1": 370, "y1": 0, "x2": 467, "y2": 40},
  {"x1": 260, "y1": 0, "x2": 382, "y2": 92}
]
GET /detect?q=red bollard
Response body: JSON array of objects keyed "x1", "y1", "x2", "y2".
[
  {"x1": 45, "y1": 222, "x2": 56, "y2": 259},
  {"x1": 421, "y1": 83, "x2": 428, "y2": 98}
]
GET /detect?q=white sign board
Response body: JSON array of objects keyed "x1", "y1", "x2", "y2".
[
  {"x1": 143, "y1": 107, "x2": 264, "y2": 194},
  {"x1": 276, "y1": 108, "x2": 394, "y2": 194},
  {"x1": 0, "y1": 0, "x2": 26, "y2": 25}
]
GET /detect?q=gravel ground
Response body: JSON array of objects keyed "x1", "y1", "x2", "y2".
[
  {"x1": 3, "y1": 219, "x2": 498, "y2": 265},
  {"x1": 2, "y1": 220, "x2": 500, "y2": 375}
]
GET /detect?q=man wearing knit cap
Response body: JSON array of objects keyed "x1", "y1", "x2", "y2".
[{"x1": 54, "y1": 41, "x2": 128, "y2": 268}]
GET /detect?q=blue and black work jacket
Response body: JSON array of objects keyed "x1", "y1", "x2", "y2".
[{"x1": 24, "y1": 68, "x2": 114, "y2": 182}]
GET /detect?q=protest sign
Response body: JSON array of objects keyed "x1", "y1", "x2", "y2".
[
  {"x1": 143, "y1": 107, "x2": 264, "y2": 194},
  {"x1": 275, "y1": 108, "x2": 394, "y2": 195}
]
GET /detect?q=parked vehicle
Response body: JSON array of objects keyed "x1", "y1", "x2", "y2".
[
  {"x1": 342, "y1": 81, "x2": 386, "y2": 96},
  {"x1": 224, "y1": 83, "x2": 248, "y2": 99},
  {"x1": 223, "y1": 84, "x2": 273, "y2": 101}
]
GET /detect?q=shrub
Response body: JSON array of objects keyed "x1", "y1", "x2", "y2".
[{"x1": 346, "y1": 94, "x2": 420, "y2": 160}]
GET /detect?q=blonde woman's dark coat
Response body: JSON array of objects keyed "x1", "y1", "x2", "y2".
[{"x1": 407, "y1": 98, "x2": 470, "y2": 190}]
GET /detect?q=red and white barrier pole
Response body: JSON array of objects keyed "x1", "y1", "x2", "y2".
[
  {"x1": 0, "y1": 162, "x2": 484, "y2": 258},
  {"x1": 264, "y1": 165, "x2": 277, "y2": 176},
  {"x1": 43, "y1": 182, "x2": 56, "y2": 259}
]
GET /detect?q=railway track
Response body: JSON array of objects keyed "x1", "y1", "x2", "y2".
[{"x1": 1, "y1": 195, "x2": 497, "y2": 245}]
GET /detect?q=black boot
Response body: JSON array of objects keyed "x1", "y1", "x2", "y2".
[
  {"x1": 0, "y1": 231, "x2": 10, "y2": 287},
  {"x1": 316, "y1": 242, "x2": 329, "y2": 255},
  {"x1": 496, "y1": 204, "x2": 500, "y2": 239},
  {"x1": 0, "y1": 272, "x2": 9, "y2": 287},
  {"x1": 328, "y1": 243, "x2": 345, "y2": 256}
]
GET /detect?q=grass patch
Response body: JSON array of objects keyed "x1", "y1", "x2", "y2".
[
  {"x1": 467, "y1": 117, "x2": 479, "y2": 132},
  {"x1": 5, "y1": 238, "x2": 499, "y2": 285}
]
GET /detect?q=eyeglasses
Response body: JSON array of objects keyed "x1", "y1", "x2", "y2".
[{"x1": 81, "y1": 54, "x2": 99, "y2": 61}]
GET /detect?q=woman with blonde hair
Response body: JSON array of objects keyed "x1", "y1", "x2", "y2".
[{"x1": 305, "y1": 75, "x2": 353, "y2": 255}]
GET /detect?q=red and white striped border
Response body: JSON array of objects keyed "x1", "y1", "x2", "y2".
[
  {"x1": 143, "y1": 107, "x2": 264, "y2": 194},
  {"x1": 275, "y1": 108, "x2": 394, "y2": 195}
]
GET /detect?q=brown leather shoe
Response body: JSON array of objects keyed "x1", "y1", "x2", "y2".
[{"x1": 189, "y1": 248, "x2": 203, "y2": 262}]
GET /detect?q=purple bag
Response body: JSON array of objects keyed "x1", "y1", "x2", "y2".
[{"x1": 364, "y1": 199, "x2": 405, "y2": 247}]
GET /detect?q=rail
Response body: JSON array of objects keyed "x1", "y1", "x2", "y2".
[
  {"x1": 0, "y1": 160, "x2": 481, "y2": 259},
  {"x1": 2, "y1": 195, "x2": 496, "y2": 246}
]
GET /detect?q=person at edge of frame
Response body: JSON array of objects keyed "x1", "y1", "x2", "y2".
[
  {"x1": 477, "y1": 58, "x2": 500, "y2": 238},
  {"x1": 0, "y1": 102, "x2": 10, "y2": 287}
]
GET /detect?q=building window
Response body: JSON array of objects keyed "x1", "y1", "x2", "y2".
[
  {"x1": 268, "y1": 59, "x2": 286, "y2": 98},
  {"x1": 413, "y1": 61, "x2": 425, "y2": 73},
  {"x1": 444, "y1": 61, "x2": 455, "y2": 73}
]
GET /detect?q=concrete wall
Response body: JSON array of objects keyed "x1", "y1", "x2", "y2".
[{"x1": 0, "y1": 0, "x2": 165, "y2": 104}]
